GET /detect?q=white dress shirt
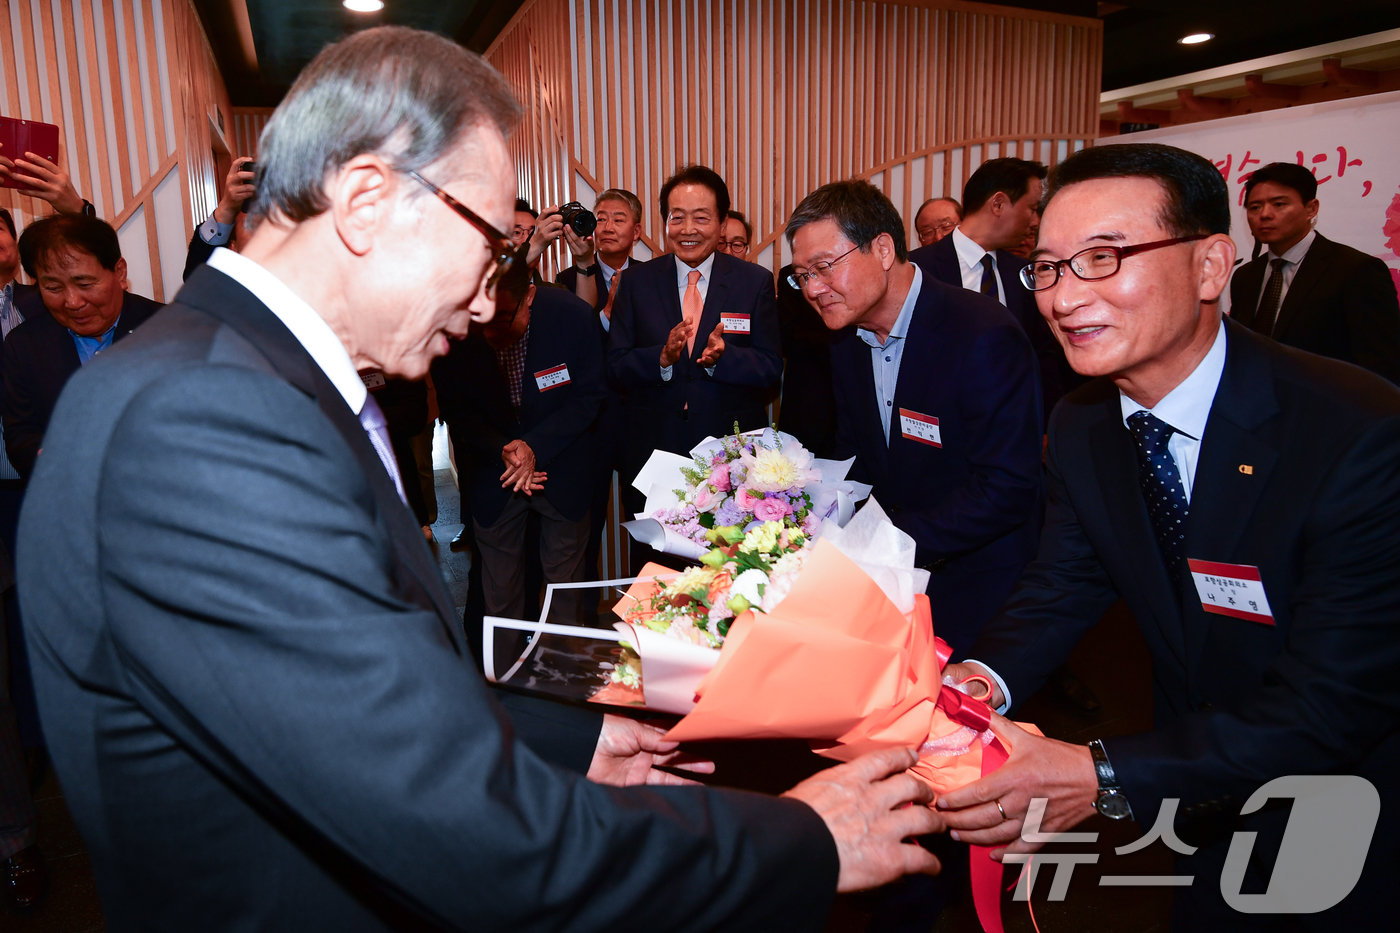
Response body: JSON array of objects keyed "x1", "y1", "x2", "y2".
[
  {"x1": 855, "y1": 265, "x2": 922, "y2": 442},
  {"x1": 968, "y1": 320, "x2": 1228, "y2": 713},
  {"x1": 660, "y1": 251, "x2": 717, "y2": 381},
  {"x1": 206, "y1": 248, "x2": 367, "y2": 416},
  {"x1": 950, "y1": 227, "x2": 1006, "y2": 307},
  {"x1": 595, "y1": 255, "x2": 630, "y2": 333},
  {"x1": 1254, "y1": 228, "x2": 1316, "y2": 313},
  {"x1": 1116, "y1": 320, "x2": 1227, "y2": 503}
]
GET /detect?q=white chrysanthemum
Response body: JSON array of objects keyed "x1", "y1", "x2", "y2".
[
  {"x1": 740, "y1": 442, "x2": 819, "y2": 492},
  {"x1": 729, "y1": 568, "x2": 770, "y2": 607}
]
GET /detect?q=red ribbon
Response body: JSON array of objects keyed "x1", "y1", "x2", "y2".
[
  {"x1": 936, "y1": 682, "x2": 993, "y2": 733},
  {"x1": 970, "y1": 736, "x2": 1009, "y2": 933}
]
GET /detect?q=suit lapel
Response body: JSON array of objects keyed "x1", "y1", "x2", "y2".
[
  {"x1": 837, "y1": 331, "x2": 888, "y2": 480},
  {"x1": 1230, "y1": 259, "x2": 1266, "y2": 330},
  {"x1": 1181, "y1": 321, "x2": 1280, "y2": 673},
  {"x1": 1088, "y1": 402, "x2": 1189, "y2": 667},
  {"x1": 1271, "y1": 234, "x2": 1330, "y2": 340},
  {"x1": 929, "y1": 237, "x2": 962, "y2": 288},
  {"x1": 180, "y1": 268, "x2": 465, "y2": 654}
]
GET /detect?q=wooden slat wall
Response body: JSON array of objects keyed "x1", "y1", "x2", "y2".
[
  {"x1": 231, "y1": 105, "x2": 272, "y2": 158},
  {"x1": 1, "y1": 0, "x2": 234, "y2": 301},
  {"x1": 488, "y1": 0, "x2": 1102, "y2": 277}
]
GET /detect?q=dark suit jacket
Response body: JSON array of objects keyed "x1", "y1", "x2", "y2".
[
  {"x1": 608, "y1": 252, "x2": 782, "y2": 452},
  {"x1": 2, "y1": 291, "x2": 162, "y2": 477},
  {"x1": 557, "y1": 264, "x2": 607, "y2": 311},
  {"x1": 17, "y1": 264, "x2": 837, "y2": 931},
  {"x1": 910, "y1": 236, "x2": 1073, "y2": 423},
  {"x1": 970, "y1": 320, "x2": 1400, "y2": 916},
  {"x1": 1229, "y1": 232, "x2": 1400, "y2": 383},
  {"x1": 434, "y1": 287, "x2": 606, "y2": 526},
  {"x1": 776, "y1": 265, "x2": 839, "y2": 459},
  {"x1": 831, "y1": 272, "x2": 1044, "y2": 574}
]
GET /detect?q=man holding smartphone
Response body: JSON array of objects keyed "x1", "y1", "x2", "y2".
[{"x1": 183, "y1": 157, "x2": 257, "y2": 280}]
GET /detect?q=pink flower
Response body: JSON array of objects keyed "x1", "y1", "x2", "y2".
[
  {"x1": 752, "y1": 497, "x2": 791, "y2": 522},
  {"x1": 693, "y1": 485, "x2": 721, "y2": 512},
  {"x1": 710, "y1": 468, "x2": 732, "y2": 492},
  {"x1": 734, "y1": 486, "x2": 759, "y2": 510},
  {"x1": 802, "y1": 513, "x2": 821, "y2": 536}
]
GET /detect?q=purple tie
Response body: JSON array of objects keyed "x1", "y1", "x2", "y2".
[{"x1": 358, "y1": 394, "x2": 407, "y2": 504}]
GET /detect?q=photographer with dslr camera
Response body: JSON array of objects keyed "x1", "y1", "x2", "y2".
[{"x1": 523, "y1": 200, "x2": 596, "y2": 282}]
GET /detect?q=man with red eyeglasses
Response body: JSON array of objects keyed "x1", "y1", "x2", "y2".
[{"x1": 939, "y1": 143, "x2": 1400, "y2": 930}]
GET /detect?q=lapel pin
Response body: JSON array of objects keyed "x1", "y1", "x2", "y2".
[{"x1": 1239, "y1": 464, "x2": 1254, "y2": 475}]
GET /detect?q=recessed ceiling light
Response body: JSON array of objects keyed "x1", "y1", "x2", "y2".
[
  {"x1": 343, "y1": 0, "x2": 384, "y2": 11},
  {"x1": 1179, "y1": 33, "x2": 1214, "y2": 45}
]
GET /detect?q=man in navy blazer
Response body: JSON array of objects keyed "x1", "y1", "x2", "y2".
[
  {"x1": 3, "y1": 214, "x2": 161, "y2": 478},
  {"x1": 909, "y1": 157, "x2": 1075, "y2": 424},
  {"x1": 939, "y1": 143, "x2": 1400, "y2": 929},
  {"x1": 608, "y1": 166, "x2": 782, "y2": 568},
  {"x1": 433, "y1": 282, "x2": 605, "y2": 623},
  {"x1": 787, "y1": 180, "x2": 1044, "y2": 657}
]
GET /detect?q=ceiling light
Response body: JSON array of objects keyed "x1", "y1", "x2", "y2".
[
  {"x1": 343, "y1": 0, "x2": 384, "y2": 11},
  {"x1": 1178, "y1": 33, "x2": 1214, "y2": 45}
]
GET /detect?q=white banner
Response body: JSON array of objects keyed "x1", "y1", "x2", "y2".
[{"x1": 1114, "y1": 90, "x2": 1400, "y2": 307}]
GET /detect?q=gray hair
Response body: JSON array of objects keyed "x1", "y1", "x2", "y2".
[{"x1": 250, "y1": 26, "x2": 521, "y2": 225}]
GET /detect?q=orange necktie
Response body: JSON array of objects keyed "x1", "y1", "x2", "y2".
[{"x1": 683, "y1": 269, "x2": 703, "y2": 354}]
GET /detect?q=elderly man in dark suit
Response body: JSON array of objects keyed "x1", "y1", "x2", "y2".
[
  {"x1": 16, "y1": 28, "x2": 943, "y2": 931},
  {"x1": 1230, "y1": 161, "x2": 1400, "y2": 383},
  {"x1": 608, "y1": 165, "x2": 783, "y2": 569},
  {"x1": 3, "y1": 214, "x2": 161, "y2": 478},
  {"x1": 433, "y1": 282, "x2": 605, "y2": 626},
  {"x1": 940, "y1": 143, "x2": 1400, "y2": 930},
  {"x1": 909, "y1": 157, "x2": 1074, "y2": 424},
  {"x1": 787, "y1": 180, "x2": 1045, "y2": 658}
]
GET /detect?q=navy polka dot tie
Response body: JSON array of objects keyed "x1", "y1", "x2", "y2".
[{"x1": 1126, "y1": 410, "x2": 1189, "y2": 579}]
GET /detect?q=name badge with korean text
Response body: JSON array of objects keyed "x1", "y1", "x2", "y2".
[
  {"x1": 360, "y1": 371, "x2": 386, "y2": 390},
  {"x1": 899, "y1": 409, "x2": 942, "y2": 447},
  {"x1": 720, "y1": 313, "x2": 751, "y2": 334},
  {"x1": 1187, "y1": 559, "x2": 1275, "y2": 626},
  {"x1": 534, "y1": 364, "x2": 571, "y2": 392}
]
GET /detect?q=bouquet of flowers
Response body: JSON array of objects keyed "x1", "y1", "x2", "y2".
[{"x1": 623, "y1": 427, "x2": 870, "y2": 560}]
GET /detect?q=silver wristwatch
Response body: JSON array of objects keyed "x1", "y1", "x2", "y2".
[{"x1": 1089, "y1": 739, "x2": 1133, "y2": 820}]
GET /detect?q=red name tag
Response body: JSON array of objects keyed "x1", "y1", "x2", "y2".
[
  {"x1": 534, "y1": 364, "x2": 571, "y2": 391},
  {"x1": 898, "y1": 409, "x2": 941, "y2": 447},
  {"x1": 1187, "y1": 559, "x2": 1275, "y2": 625},
  {"x1": 720, "y1": 313, "x2": 751, "y2": 334}
]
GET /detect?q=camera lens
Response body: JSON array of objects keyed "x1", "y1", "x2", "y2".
[{"x1": 559, "y1": 202, "x2": 597, "y2": 237}]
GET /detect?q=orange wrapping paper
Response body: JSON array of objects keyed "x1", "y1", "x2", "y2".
[{"x1": 619, "y1": 540, "x2": 1039, "y2": 793}]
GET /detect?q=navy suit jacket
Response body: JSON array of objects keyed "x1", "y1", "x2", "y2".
[
  {"x1": 1229, "y1": 232, "x2": 1400, "y2": 384},
  {"x1": 607, "y1": 252, "x2": 782, "y2": 445},
  {"x1": 2, "y1": 290, "x2": 162, "y2": 477},
  {"x1": 910, "y1": 236, "x2": 1072, "y2": 423},
  {"x1": 831, "y1": 272, "x2": 1044, "y2": 574},
  {"x1": 969, "y1": 321, "x2": 1400, "y2": 917},
  {"x1": 434, "y1": 286, "x2": 606, "y2": 526},
  {"x1": 19, "y1": 264, "x2": 836, "y2": 931}
]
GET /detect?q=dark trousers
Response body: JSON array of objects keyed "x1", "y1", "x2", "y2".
[{"x1": 474, "y1": 495, "x2": 591, "y2": 625}]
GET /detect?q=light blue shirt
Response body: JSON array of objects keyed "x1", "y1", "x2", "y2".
[
  {"x1": 661, "y1": 251, "x2": 717, "y2": 381},
  {"x1": 199, "y1": 215, "x2": 235, "y2": 247},
  {"x1": 856, "y1": 265, "x2": 922, "y2": 443},
  {"x1": 1117, "y1": 320, "x2": 1227, "y2": 504},
  {"x1": 71, "y1": 320, "x2": 119, "y2": 365},
  {"x1": 968, "y1": 319, "x2": 1229, "y2": 714}
]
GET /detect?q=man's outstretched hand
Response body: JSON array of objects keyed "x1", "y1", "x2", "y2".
[
  {"x1": 587, "y1": 715, "x2": 717, "y2": 787},
  {"x1": 783, "y1": 747, "x2": 944, "y2": 892}
]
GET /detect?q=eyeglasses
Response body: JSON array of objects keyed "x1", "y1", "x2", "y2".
[
  {"x1": 920, "y1": 220, "x2": 956, "y2": 237},
  {"x1": 407, "y1": 171, "x2": 522, "y2": 300},
  {"x1": 787, "y1": 244, "x2": 862, "y2": 290},
  {"x1": 1019, "y1": 235, "x2": 1208, "y2": 291},
  {"x1": 718, "y1": 239, "x2": 749, "y2": 254}
]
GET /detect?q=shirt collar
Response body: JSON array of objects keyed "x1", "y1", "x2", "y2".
[
  {"x1": 598, "y1": 256, "x2": 629, "y2": 281},
  {"x1": 676, "y1": 250, "x2": 717, "y2": 287},
  {"x1": 207, "y1": 248, "x2": 367, "y2": 415},
  {"x1": 857, "y1": 265, "x2": 922, "y2": 347},
  {"x1": 1119, "y1": 319, "x2": 1227, "y2": 440},
  {"x1": 951, "y1": 227, "x2": 991, "y2": 272},
  {"x1": 1268, "y1": 228, "x2": 1316, "y2": 265}
]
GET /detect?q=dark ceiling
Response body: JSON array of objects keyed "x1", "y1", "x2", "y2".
[{"x1": 196, "y1": 0, "x2": 1400, "y2": 108}]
